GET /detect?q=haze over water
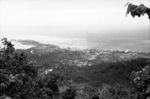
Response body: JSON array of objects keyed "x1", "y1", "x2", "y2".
[{"x1": 0, "y1": 0, "x2": 150, "y2": 52}]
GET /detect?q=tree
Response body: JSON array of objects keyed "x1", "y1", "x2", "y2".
[
  {"x1": 131, "y1": 65, "x2": 150, "y2": 99},
  {"x1": 62, "y1": 87, "x2": 76, "y2": 99},
  {"x1": 0, "y1": 37, "x2": 82, "y2": 99},
  {"x1": 125, "y1": 2, "x2": 150, "y2": 19},
  {"x1": 0, "y1": 38, "x2": 38, "y2": 99},
  {"x1": 0, "y1": 38, "x2": 60, "y2": 99}
]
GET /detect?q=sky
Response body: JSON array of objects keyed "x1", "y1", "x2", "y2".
[{"x1": 0, "y1": 0, "x2": 150, "y2": 51}]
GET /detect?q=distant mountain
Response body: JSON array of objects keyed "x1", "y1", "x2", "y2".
[
  {"x1": 15, "y1": 40, "x2": 59, "y2": 48},
  {"x1": 13, "y1": 39, "x2": 61, "y2": 54},
  {"x1": 17, "y1": 40, "x2": 43, "y2": 46}
]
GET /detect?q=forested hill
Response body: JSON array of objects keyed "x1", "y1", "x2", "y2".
[
  {"x1": 15, "y1": 40, "x2": 150, "y2": 87},
  {"x1": 1, "y1": 38, "x2": 150, "y2": 99}
]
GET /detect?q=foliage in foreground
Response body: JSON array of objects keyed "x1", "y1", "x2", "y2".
[
  {"x1": 0, "y1": 38, "x2": 59, "y2": 99},
  {"x1": 131, "y1": 65, "x2": 150, "y2": 99}
]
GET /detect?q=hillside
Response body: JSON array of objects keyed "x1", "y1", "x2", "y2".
[
  {"x1": 14, "y1": 40, "x2": 150, "y2": 87},
  {"x1": 1, "y1": 39, "x2": 150, "y2": 99}
]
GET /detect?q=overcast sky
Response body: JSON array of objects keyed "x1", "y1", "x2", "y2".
[{"x1": 0, "y1": 0, "x2": 149, "y2": 38}]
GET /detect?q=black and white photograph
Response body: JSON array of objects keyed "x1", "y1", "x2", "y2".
[{"x1": 0, "y1": 0, "x2": 150, "y2": 99}]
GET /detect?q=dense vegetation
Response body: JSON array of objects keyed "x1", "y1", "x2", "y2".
[
  {"x1": 0, "y1": 38, "x2": 150, "y2": 99},
  {"x1": 0, "y1": 38, "x2": 59, "y2": 99}
]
